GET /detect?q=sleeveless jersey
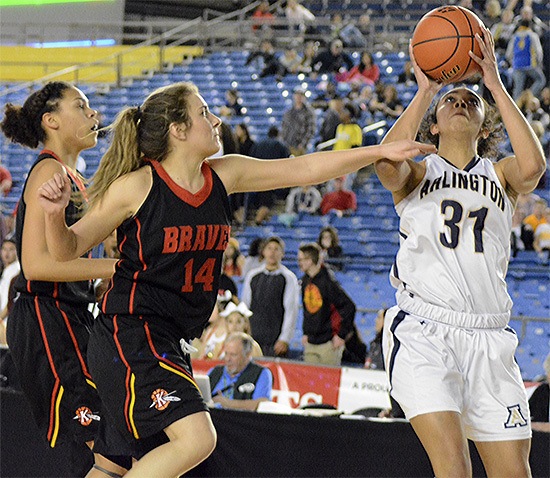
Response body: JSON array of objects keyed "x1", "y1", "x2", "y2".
[
  {"x1": 101, "y1": 160, "x2": 231, "y2": 339},
  {"x1": 390, "y1": 154, "x2": 514, "y2": 328},
  {"x1": 14, "y1": 150, "x2": 95, "y2": 306}
]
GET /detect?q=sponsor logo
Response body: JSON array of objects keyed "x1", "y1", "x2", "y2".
[
  {"x1": 73, "y1": 407, "x2": 100, "y2": 426},
  {"x1": 150, "y1": 389, "x2": 181, "y2": 411}
]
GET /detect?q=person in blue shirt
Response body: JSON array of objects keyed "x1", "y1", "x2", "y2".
[{"x1": 208, "y1": 332, "x2": 272, "y2": 411}]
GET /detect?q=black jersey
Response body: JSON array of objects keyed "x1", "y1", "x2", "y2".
[
  {"x1": 14, "y1": 150, "x2": 95, "y2": 306},
  {"x1": 102, "y1": 160, "x2": 231, "y2": 339}
]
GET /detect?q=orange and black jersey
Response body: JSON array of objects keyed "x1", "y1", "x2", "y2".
[
  {"x1": 101, "y1": 160, "x2": 231, "y2": 339},
  {"x1": 14, "y1": 150, "x2": 95, "y2": 306}
]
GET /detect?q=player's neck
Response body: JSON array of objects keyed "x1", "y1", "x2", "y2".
[{"x1": 438, "y1": 141, "x2": 478, "y2": 170}]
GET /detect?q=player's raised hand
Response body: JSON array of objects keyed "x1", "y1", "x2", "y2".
[
  {"x1": 469, "y1": 28, "x2": 501, "y2": 91},
  {"x1": 381, "y1": 139, "x2": 437, "y2": 161},
  {"x1": 37, "y1": 171, "x2": 72, "y2": 215},
  {"x1": 409, "y1": 41, "x2": 442, "y2": 95}
]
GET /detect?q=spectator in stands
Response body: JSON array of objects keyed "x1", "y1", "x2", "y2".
[
  {"x1": 246, "y1": 39, "x2": 285, "y2": 79},
  {"x1": 533, "y1": 207, "x2": 550, "y2": 264},
  {"x1": 318, "y1": 225, "x2": 344, "y2": 270},
  {"x1": 490, "y1": 8, "x2": 516, "y2": 54},
  {"x1": 241, "y1": 237, "x2": 265, "y2": 279},
  {"x1": 370, "y1": 84, "x2": 404, "y2": 120},
  {"x1": 220, "y1": 302, "x2": 263, "y2": 357},
  {"x1": 279, "y1": 184, "x2": 322, "y2": 226},
  {"x1": 0, "y1": 162, "x2": 12, "y2": 197},
  {"x1": 192, "y1": 293, "x2": 230, "y2": 360},
  {"x1": 482, "y1": 0, "x2": 503, "y2": 30},
  {"x1": 285, "y1": 185, "x2": 322, "y2": 216},
  {"x1": 317, "y1": 96, "x2": 346, "y2": 147},
  {"x1": 232, "y1": 123, "x2": 255, "y2": 226},
  {"x1": 0, "y1": 238, "x2": 20, "y2": 321},
  {"x1": 223, "y1": 237, "x2": 245, "y2": 279},
  {"x1": 280, "y1": 45, "x2": 304, "y2": 76},
  {"x1": 249, "y1": 125, "x2": 291, "y2": 224},
  {"x1": 219, "y1": 88, "x2": 244, "y2": 118},
  {"x1": 529, "y1": 352, "x2": 550, "y2": 431},
  {"x1": 241, "y1": 236, "x2": 300, "y2": 357},
  {"x1": 364, "y1": 308, "x2": 386, "y2": 370},
  {"x1": 235, "y1": 122, "x2": 255, "y2": 156},
  {"x1": 505, "y1": 19, "x2": 546, "y2": 100},
  {"x1": 320, "y1": 176, "x2": 357, "y2": 217},
  {"x1": 311, "y1": 80, "x2": 339, "y2": 110},
  {"x1": 281, "y1": 87, "x2": 316, "y2": 157},
  {"x1": 522, "y1": 197, "x2": 548, "y2": 249},
  {"x1": 312, "y1": 39, "x2": 354, "y2": 76},
  {"x1": 516, "y1": 89, "x2": 549, "y2": 127},
  {"x1": 284, "y1": 0, "x2": 315, "y2": 36},
  {"x1": 328, "y1": 12, "x2": 367, "y2": 48},
  {"x1": 513, "y1": 5, "x2": 548, "y2": 38},
  {"x1": 541, "y1": 87, "x2": 550, "y2": 115},
  {"x1": 297, "y1": 41, "x2": 318, "y2": 76},
  {"x1": 337, "y1": 51, "x2": 380, "y2": 86},
  {"x1": 375, "y1": 30, "x2": 545, "y2": 477},
  {"x1": 251, "y1": 0, "x2": 275, "y2": 33},
  {"x1": 398, "y1": 61, "x2": 417, "y2": 86},
  {"x1": 298, "y1": 242, "x2": 357, "y2": 365},
  {"x1": 208, "y1": 332, "x2": 272, "y2": 411},
  {"x1": 333, "y1": 104, "x2": 363, "y2": 151}
]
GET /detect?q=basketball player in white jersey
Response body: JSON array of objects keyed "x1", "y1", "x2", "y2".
[{"x1": 375, "y1": 30, "x2": 546, "y2": 477}]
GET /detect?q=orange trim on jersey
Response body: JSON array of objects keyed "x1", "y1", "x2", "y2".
[
  {"x1": 102, "y1": 234, "x2": 127, "y2": 311},
  {"x1": 55, "y1": 300, "x2": 93, "y2": 381},
  {"x1": 113, "y1": 315, "x2": 139, "y2": 438},
  {"x1": 143, "y1": 322, "x2": 199, "y2": 390},
  {"x1": 33, "y1": 296, "x2": 62, "y2": 445},
  {"x1": 128, "y1": 218, "x2": 147, "y2": 315},
  {"x1": 148, "y1": 159, "x2": 213, "y2": 208},
  {"x1": 41, "y1": 149, "x2": 88, "y2": 201}
]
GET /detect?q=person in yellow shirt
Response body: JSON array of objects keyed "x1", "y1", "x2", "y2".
[{"x1": 333, "y1": 104, "x2": 363, "y2": 151}]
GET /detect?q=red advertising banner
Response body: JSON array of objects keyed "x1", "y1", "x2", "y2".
[{"x1": 194, "y1": 358, "x2": 539, "y2": 414}]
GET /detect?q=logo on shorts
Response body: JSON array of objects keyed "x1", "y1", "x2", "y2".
[
  {"x1": 504, "y1": 404, "x2": 528, "y2": 428},
  {"x1": 150, "y1": 389, "x2": 181, "y2": 411},
  {"x1": 73, "y1": 407, "x2": 100, "y2": 426}
]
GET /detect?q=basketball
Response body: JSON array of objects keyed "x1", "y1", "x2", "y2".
[{"x1": 411, "y1": 5, "x2": 486, "y2": 84}]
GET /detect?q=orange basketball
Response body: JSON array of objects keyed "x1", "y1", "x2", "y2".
[{"x1": 411, "y1": 5, "x2": 486, "y2": 84}]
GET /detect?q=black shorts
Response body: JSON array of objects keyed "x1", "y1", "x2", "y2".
[
  {"x1": 88, "y1": 314, "x2": 208, "y2": 457},
  {"x1": 6, "y1": 295, "x2": 101, "y2": 447}
]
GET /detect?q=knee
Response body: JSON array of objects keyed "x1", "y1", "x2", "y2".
[{"x1": 432, "y1": 449, "x2": 472, "y2": 478}]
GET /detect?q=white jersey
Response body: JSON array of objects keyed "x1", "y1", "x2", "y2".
[{"x1": 390, "y1": 154, "x2": 514, "y2": 328}]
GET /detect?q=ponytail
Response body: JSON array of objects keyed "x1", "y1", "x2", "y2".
[{"x1": 87, "y1": 107, "x2": 142, "y2": 208}]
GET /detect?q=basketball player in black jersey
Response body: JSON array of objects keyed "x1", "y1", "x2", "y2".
[
  {"x1": 37, "y1": 82, "x2": 435, "y2": 477},
  {"x1": 0, "y1": 82, "x2": 130, "y2": 476}
]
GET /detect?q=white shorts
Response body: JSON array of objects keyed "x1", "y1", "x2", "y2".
[{"x1": 383, "y1": 306, "x2": 532, "y2": 442}]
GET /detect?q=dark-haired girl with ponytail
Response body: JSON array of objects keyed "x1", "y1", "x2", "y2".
[{"x1": 1, "y1": 82, "x2": 130, "y2": 477}]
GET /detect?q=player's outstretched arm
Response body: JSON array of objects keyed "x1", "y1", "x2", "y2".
[{"x1": 213, "y1": 139, "x2": 436, "y2": 195}]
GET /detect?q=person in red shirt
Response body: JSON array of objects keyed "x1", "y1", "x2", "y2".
[
  {"x1": 251, "y1": 0, "x2": 275, "y2": 31},
  {"x1": 320, "y1": 176, "x2": 357, "y2": 217},
  {"x1": 0, "y1": 164, "x2": 12, "y2": 196},
  {"x1": 336, "y1": 51, "x2": 380, "y2": 86}
]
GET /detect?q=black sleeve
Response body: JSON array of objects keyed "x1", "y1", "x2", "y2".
[{"x1": 328, "y1": 272, "x2": 356, "y2": 339}]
